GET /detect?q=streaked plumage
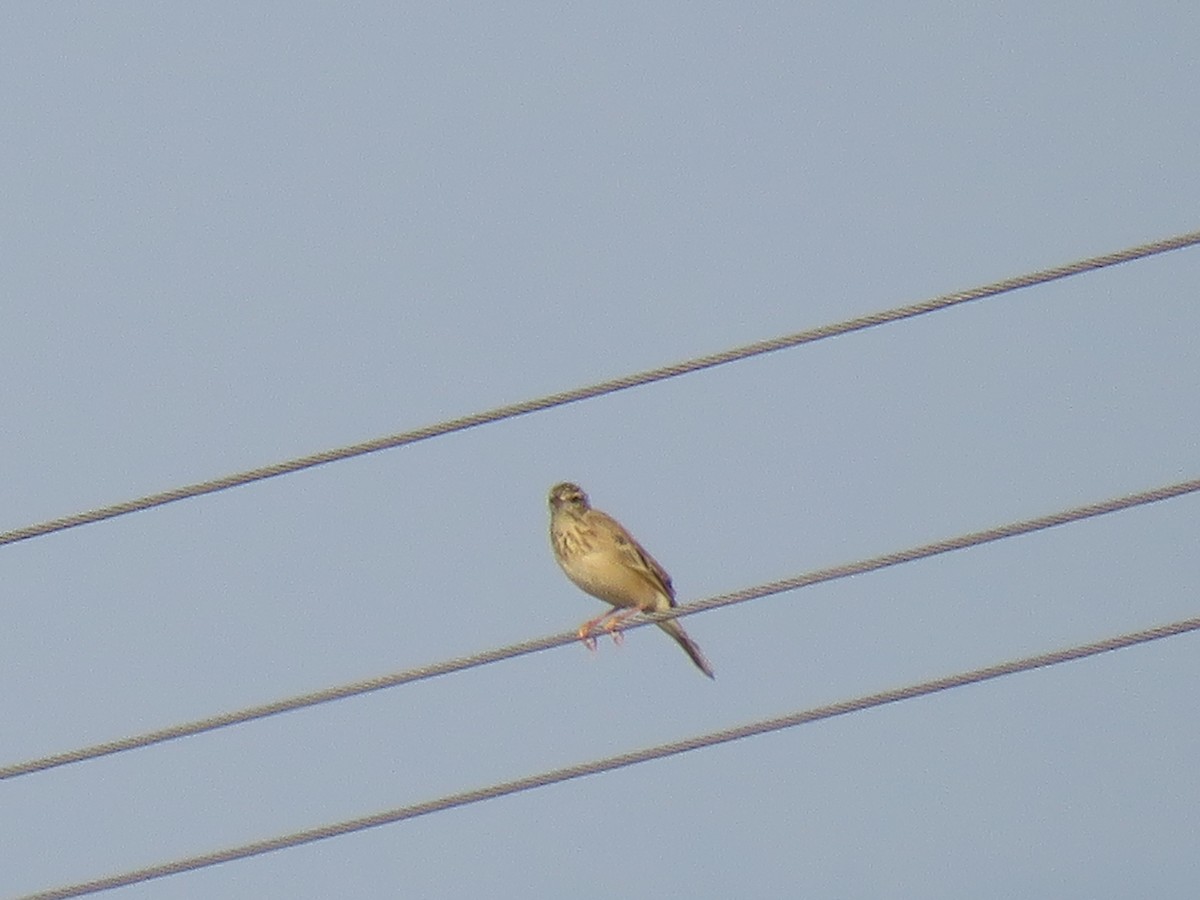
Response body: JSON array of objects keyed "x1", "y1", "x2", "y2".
[{"x1": 548, "y1": 482, "x2": 714, "y2": 679}]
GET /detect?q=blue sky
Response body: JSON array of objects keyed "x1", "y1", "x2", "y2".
[{"x1": 3, "y1": 4, "x2": 1199, "y2": 898}]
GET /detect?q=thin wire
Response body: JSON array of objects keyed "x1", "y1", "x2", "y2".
[
  {"x1": 4, "y1": 476, "x2": 1196, "y2": 783},
  {"x1": 21, "y1": 615, "x2": 1200, "y2": 900},
  {"x1": 3, "y1": 229, "x2": 1199, "y2": 550}
]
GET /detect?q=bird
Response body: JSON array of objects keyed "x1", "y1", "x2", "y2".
[{"x1": 548, "y1": 481, "x2": 714, "y2": 678}]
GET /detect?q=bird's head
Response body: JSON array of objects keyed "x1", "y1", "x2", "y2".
[{"x1": 548, "y1": 482, "x2": 589, "y2": 512}]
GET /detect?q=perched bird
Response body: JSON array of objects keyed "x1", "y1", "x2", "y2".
[{"x1": 548, "y1": 481, "x2": 714, "y2": 679}]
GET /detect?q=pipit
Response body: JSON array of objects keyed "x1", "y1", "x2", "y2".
[{"x1": 548, "y1": 481, "x2": 714, "y2": 679}]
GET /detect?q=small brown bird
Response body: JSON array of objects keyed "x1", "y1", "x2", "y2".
[{"x1": 548, "y1": 482, "x2": 714, "y2": 678}]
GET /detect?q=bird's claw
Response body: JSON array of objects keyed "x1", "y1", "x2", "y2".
[
  {"x1": 578, "y1": 623, "x2": 599, "y2": 652},
  {"x1": 579, "y1": 610, "x2": 639, "y2": 653},
  {"x1": 601, "y1": 617, "x2": 626, "y2": 645}
]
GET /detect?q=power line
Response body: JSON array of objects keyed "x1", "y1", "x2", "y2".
[
  {"x1": 3, "y1": 229, "x2": 1198, "y2": 551},
  {"x1": 21, "y1": 614, "x2": 1200, "y2": 900},
  {"x1": 4, "y1": 476, "x2": 1196, "y2": 782}
]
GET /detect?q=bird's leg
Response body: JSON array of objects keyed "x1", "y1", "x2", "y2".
[
  {"x1": 577, "y1": 609, "x2": 619, "y2": 651},
  {"x1": 576, "y1": 621, "x2": 599, "y2": 651},
  {"x1": 601, "y1": 608, "x2": 642, "y2": 645}
]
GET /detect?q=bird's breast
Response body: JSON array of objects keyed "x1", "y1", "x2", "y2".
[{"x1": 555, "y1": 544, "x2": 663, "y2": 611}]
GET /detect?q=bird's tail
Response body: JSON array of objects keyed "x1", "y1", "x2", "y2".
[{"x1": 657, "y1": 618, "x2": 715, "y2": 679}]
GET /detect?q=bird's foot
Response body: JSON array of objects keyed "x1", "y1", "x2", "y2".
[
  {"x1": 601, "y1": 609, "x2": 642, "y2": 646},
  {"x1": 577, "y1": 620, "x2": 602, "y2": 652}
]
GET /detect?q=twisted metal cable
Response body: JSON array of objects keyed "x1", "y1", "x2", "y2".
[
  {"x1": 4, "y1": 476, "x2": 1196, "y2": 783},
  {"x1": 21, "y1": 614, "x2": 1200, "y2": 900},
  {"x1": 3, "y1": 229, "x2": 1198, "y2": 550}
]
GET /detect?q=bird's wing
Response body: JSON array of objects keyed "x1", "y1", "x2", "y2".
[{"x1": 597, "y1": 511, "x2": 677, "y2": 605}]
